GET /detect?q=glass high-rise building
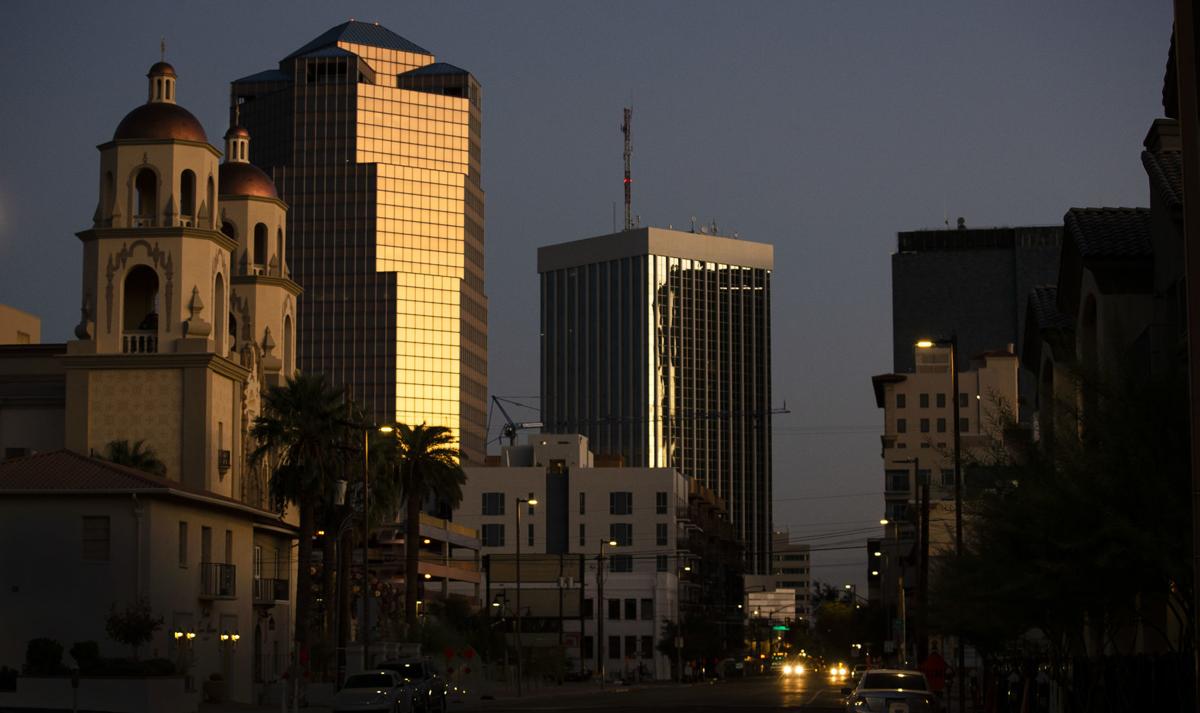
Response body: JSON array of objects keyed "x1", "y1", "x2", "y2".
[
  {"x1": 232, "y1": 22, "x2": 487, "y2": 461},
  {"x1": 538, "y1": 227, "x2": 774, "y2": 573}
]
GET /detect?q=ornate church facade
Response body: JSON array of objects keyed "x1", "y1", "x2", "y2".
[{"x1": 0, "y1": 62, "x2": 302, "y2": 706}]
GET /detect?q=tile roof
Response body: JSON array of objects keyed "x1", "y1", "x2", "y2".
[
  {"x1": 1027, "y1": 286, "x2": 1073, "y2": 332},
  {"x1": 285, "y1": 21, "x2": 431, "y2": 61},
  {"x1": 1063, "y1": 207, "x2": 1153, "y2": 259},
  {"x1": 401, "y1": 62, "x2": 469, "y2": 77},
  {"x1": 1142, "y1": 150, "x2": 1183, "y2": 211},
  {"x1": 0, "y1": 450, "x2": 173, "y2": 492}
]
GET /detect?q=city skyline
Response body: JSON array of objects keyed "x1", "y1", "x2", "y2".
[{"x1": 0, "y1": 1, "x2": 1172, "y2": 591}]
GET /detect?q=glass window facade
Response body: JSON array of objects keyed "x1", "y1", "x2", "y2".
[
  {"x1": 540, "y1": 230, "x2": 773, "y2": 572},
  {"x1": 233, "y1": 31, "x2": 486, "y2": 462}
]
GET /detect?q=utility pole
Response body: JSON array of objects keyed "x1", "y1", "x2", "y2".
[
  {"x1": 622, "y1": 107, "x2": 632, "y2": 231},
  {"x1": 919, "y1": 459, "x2": 930, "y2": 663},
  {"x1": 950, "y1": 333, "x2": 965, "y2": 713}
]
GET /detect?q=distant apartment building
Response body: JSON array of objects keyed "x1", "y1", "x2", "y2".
[
  {"x1": 232, "y1": 21, "x2": 488, "y2": 462},
  {"x1": 892, "y1": 225, "x2": 1060, "y2": 422},
  {"x1": 454, "y1": 433, "x2": 742, "y2": 679},
  {"x1": 770, "y1": 531, "x2": 812, "y2": 622},
  {"x1": 0, "y1": 304, "x2": 39, "y2": 345},
  {"x1": 869, "y1": 344, "x2": 1018, "y2": 607},
  {"x1": 539, "y1": 227, "x2": 774, "y2": 573}
]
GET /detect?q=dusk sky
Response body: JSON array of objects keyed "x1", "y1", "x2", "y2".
[{"x1": 0, "y1": 1, "x2": 1172, "y2": 589}]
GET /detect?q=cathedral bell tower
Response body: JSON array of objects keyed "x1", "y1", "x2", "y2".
[{"x1": 66, "y1": 61, "x2": 246, "y2": 498}]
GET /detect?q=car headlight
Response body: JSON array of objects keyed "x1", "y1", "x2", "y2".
[{"x1": 796, "y1": 664, "x2": 804, "y2": 674}]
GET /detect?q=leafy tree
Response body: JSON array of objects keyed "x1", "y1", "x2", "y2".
[
  {"x1": 102, "y1": 439, "x2": 166, "y2": 476},
  {"x1": 930, "y1": 366, "x2": 1191, "y2": 711},
  {"x1": 105, "y1": 600, "x2": 162, "y2": 660},
  {"x1": 374, "y1": 424, "x2": 466, "y2": 629},
  {"x1": 250, "y1": 373, "x2": 357, "y2": 660}
]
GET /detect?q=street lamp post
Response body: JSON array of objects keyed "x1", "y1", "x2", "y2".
[
  {"x1": 514, "y1": 496, "x2": 537, "y2": 697},
  {"x1": 363, "y1": 424, "x2": 395, "y2": 671},
  {"x1": 596, "y1": 538, "x2": 617, "y2": 685},
  {"x1": 916, "y1": 335, "x2": 963, "y2": 712},
  {"x1": 895, "y1": 455, "x2": 928, "y2": 662}
]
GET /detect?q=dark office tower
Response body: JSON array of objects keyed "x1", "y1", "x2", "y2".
[
  {"x1": 891, "y1": 225, "x2": 1061, "y2": 422},
  {"x1": 232, "y1": 22, "x2": 487, "y2": 462},
  {"x1": 538, "y1": 227, "x2": 774, "y2": 573}
]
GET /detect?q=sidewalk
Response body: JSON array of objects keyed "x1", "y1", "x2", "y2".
[{"x1": 452, "y1": 679, "x2": 707, "y2": 710}]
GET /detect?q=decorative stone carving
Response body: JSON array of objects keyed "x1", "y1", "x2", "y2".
[
  {"x1": 269, "y1": 254, "x2": 280, "y2": 277},
  {"x1": 261, "y1": 326, "x2": 282, "y2": 374},
  {"x1": 182, "y1": 285, "x2": 211, "y2": 337},
  {"x1": 74, "y1": 293, "x2": 93, "y2": 340}
]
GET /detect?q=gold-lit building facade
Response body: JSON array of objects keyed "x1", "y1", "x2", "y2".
[{"x1": 232, "y1": 22, "x2": 487, "y2": 461}]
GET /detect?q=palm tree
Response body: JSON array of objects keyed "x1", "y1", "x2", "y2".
[
  {"x1": 249, "y1": 373, "x2": 356, "y2": 661},
  {"x1": 380, "y1": 423, "x2": 466, "y2": 628},
  {"x1": 102, "y1": 439, "x2": 166, "y2": 476}
]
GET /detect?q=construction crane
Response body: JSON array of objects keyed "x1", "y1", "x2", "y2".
[{"x1": 491, "y1": 395, "x2": 544, "y2": 447}]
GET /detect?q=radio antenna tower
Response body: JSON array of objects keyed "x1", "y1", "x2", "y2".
[{"x1": 622, "y1": 107, "x2": 632, "y2": 231}]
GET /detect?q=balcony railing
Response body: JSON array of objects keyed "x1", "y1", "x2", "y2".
[
  {"x1": 200, "y1": 562, "x2": 236, "y2": 599},
  {"x1": 132, "y1": 215, "x2": 157, "y2": 228},
  {"x1": 122, "y1": 331, "x2": 158, "y2": 354},
  {"x1": 252, "y1": 577, "x2": 289, "y2": 604}
]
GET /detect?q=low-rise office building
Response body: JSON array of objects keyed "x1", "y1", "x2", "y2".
[{"x1": 455, "y1": 433, "x2": 741, "y2": 680}]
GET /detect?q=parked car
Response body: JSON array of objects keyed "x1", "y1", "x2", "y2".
[
  {"x1": 378, "y1": 658, "x2": 447, "y2": 713},
  {"x1": 332, "y1": 670, "x2": 414, "y2": 713},
  {"x1": 842, "y1": 669, "x2": 941, "y2": 713}
]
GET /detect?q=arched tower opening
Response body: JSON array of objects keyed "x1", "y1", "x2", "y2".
[
  {"x1": 214, "y1": 274, "x2": 227, "y2": 356},
  {"x1": 283, "y1": 315, "x2": 294, "y2": 377},
  {"x1": 254, "y1": 223, "x2": 268, "y2": 268},
  {"x1": 123, "y1": 265, "x2": 159, "y2": 353},
  {"x1": 180, "y1": 169, "x2": 196, "y2": 221},
  {"x1": 135, "y1": 169, "x2": 157, "y2": 226}
]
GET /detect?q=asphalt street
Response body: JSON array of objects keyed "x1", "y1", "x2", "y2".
[{"x1": 460, "y1": 673, "x2": 850, "y2": 712}]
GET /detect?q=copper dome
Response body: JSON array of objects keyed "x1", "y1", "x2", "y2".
[
  {"x1": 148, "y1": 61, "x2": 177, "y2": 78},
  {"x1": 219, "y1": 161, "x2": 278, "y2": 199},
  {"x1": 224, "y1": 125, "x2": 250, "y2": 139},
  {"x1": 113, "y1": 102, "x2": 208, "y2": 143}
]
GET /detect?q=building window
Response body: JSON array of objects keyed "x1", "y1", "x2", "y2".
[
  {"x1": 656, "y1": 555, "x2": 668, "y2": 572},
  {"x1": 583, "y1": 598, "x2": 594, "y2": 618},
  {"x1": 3, "y1": 447, "x2": 26, "y2": 460},
  {"x1": 896, "y1": 393, "x2": 906, "y2": 408},
  {"x1": 959, "y1": 393, "x2": 969, "y2": 407},
  {"x1": 608, "y1": 599, "x2": 621, "y2": 620},
  {"x1": 960, "y1": 417, "x2": 969, "y2": 432},
  {"x1": 610, "y1": 523, "x2": 633, "y2": 547},
  {"x1": 896, "y1": 418, "x2": 907, "y2": 434},
  {"x1": 936, "y1": 393, "x2": 946, "y2": 408},
  {"x1": 579, "y1": 523, "x2": 586, "y2": 547},
  {"x1": 920, "y1": 418, "x2": 930, "y2": 433},
  {"x1": 528, "y1": 523, "x2": 534, "y2": 547},
  {"x1": 641, "y1": 635, "x2": 654, "y2": 659},
  {"x1": 254, "y1": 545, "x2": 263, "y2": 580},
  {"x1": 178, "y1": 521, "x2": 188, "y2": 567},
  {"x1": 610, "y1": 492, "x2": 633, "y2": 515},
  {"x1": 625, "y1": 636, "x2": 637, "y2": 662},
  {"x1": 886, "y1": 470, "x2": 908, "y2": 492},
  {"x1": 225, "y1": 530, "x2": 233, "y2": 564},
  {"x1": 579, "y1": 491, "x2": 585, "y2": 515},
  {"x1": 608, "y1": 636, "x2": 621, "y2": 659},
  {"x1": 640, "y1": 598, "x2": 654, "y2": 620},
  {"x1": 582, "y1": 636, "x2": 594, "y2": 659},
  {"x1": 941, "y1": 469, "x2": 954, "y2": 487},
  {"x1": 82, "y1": 516, "x2": 110, "y2": 561},
  {"x1": 937, "y1": 418, "x2": 946, "y2": 433},
  {"x1": 16, "y1": 331, "x2": 30, "y2": 345},
  {"x1": 482, "y1": 492, "x2": 505, "y2": 516},
  {"x1": 655, "y1": 523, "x2": 668, "y2": 546},
  {"x1": 919, "y1": 393, "x2": 929, "y2": 408},
  {"x1": 482, "y1": 524, "x2": 504, "y2": 547},
  {"x1": 609, "y1": 555, "x2": 633, "y2": 572},
  {"x1": 625, "y1": 598, "x2": 637, "y2": 620},
  {"x1": 655, "y1": 491, "x2": 668, "y2": 514}
]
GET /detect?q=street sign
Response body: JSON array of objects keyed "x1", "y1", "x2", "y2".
[{"x1": 771, "y1": 625, "x2": 789, "y2": 631}]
